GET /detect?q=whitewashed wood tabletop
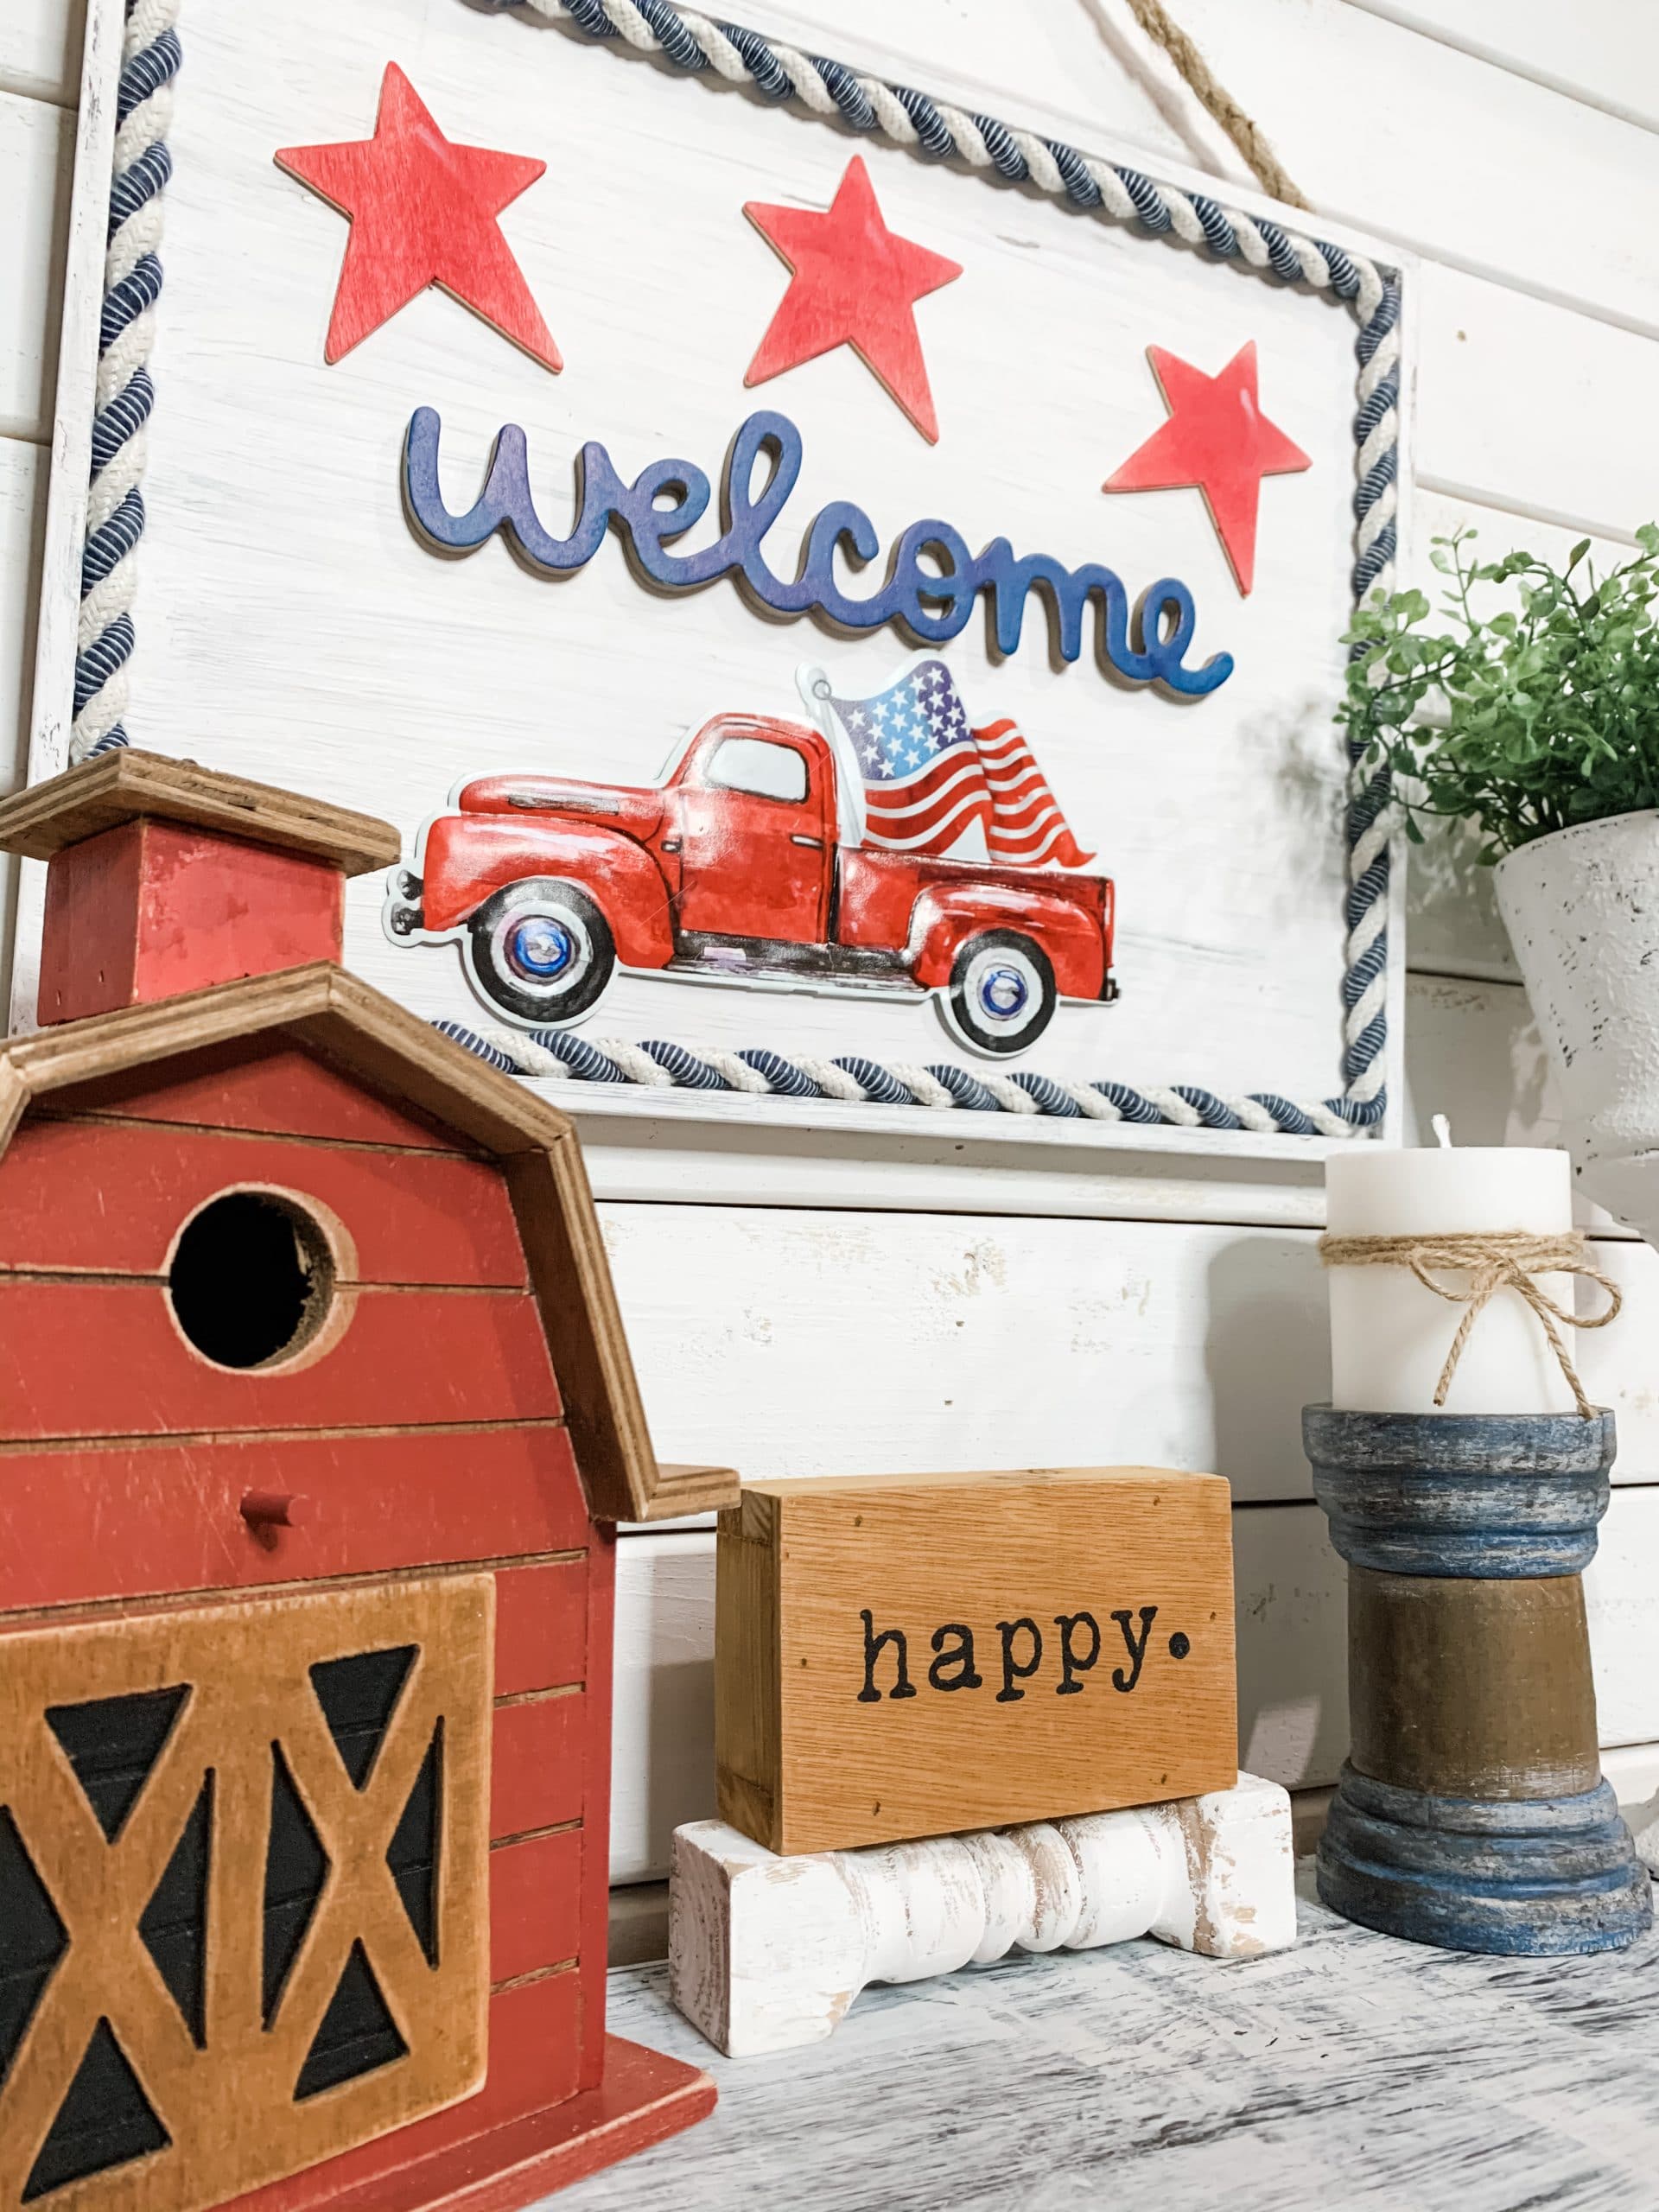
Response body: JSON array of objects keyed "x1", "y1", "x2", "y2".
[{"x1": 560, "y1": 1867, "x2": 1659, "y2": 2210}]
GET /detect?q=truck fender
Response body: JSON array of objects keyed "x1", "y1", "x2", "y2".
[
  {"x1": 907, "y1": 883, "x2": 1106, "y2": 1001},
  {"x1": 417, "y1": 812, "x2": 675, "y2": 969}
]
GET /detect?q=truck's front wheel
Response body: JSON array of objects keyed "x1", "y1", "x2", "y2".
[
  {"x1": 941, "y1": 931, "x2": 1056, "y2": 1057},
  {"x1": 467, "y1": 879, "x2": 616, "y2": 1026}
]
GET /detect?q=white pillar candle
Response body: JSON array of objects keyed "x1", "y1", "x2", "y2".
[{"x1": 1325, "y1": 1144, "x2": 1577, "y2": 1414}]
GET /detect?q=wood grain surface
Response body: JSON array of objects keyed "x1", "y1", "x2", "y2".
[
  {"x1": 577, "y1": 1880, "x2": 1659, "y2": 2212},
  {"x1": 0, "y1": 746, "x2": 401, "y2": 873},
  {"x1": 717, "y1": 1469, "x2": 1236, "y2": 1853},
  {"x1": 0, "y1": 1573, "x2": 493, "y2": 2212}
]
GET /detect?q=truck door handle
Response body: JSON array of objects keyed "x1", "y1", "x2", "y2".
[
  {"x1": 791, "y1": 834, "x2": 824, "y2": 849},
  {"x1": 661, "y1": 837, "x2": 683, "y2": 852}
]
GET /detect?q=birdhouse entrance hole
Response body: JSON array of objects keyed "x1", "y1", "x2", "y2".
[{"x1": 168, "y1": 1192, "x2": 336, "y2": 1370}]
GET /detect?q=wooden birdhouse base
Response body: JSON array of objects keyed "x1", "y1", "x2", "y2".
[{"x1": 262, "y1": 2040, "x2": 716, "y2": 2212}]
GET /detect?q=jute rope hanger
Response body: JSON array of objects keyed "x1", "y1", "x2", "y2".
[
  {"x1": 1318, "y1": 1230, "x2": 1624, "y2": 1420},
  {"x1": 1121, "y1": 0, "x2": 1312, "y2": 209}
]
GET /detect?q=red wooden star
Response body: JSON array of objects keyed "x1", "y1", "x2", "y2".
[
  {"x1": 743, "y1": 156, "x2": 963, "y2": 443},
  {"x1": 1103, "y1": 342, "x2": 1311, "y2": 595},
  {"x1": 275, "y1": 63, "x2": 560, "y2": 370}
]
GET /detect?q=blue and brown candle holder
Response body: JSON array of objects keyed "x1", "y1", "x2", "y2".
[{"x1": 1304, "y1": 1405, "x2": 1651, "y2": 1955}]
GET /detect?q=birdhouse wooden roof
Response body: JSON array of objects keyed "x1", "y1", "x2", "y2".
[{"x1": 0, "y1": 750, "x2": 734, "y2": 1525}]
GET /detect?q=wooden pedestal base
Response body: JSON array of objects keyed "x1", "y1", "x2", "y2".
[
  {"x1": 1305, "y1": 1405, "x2": 1653, "y2": 1958},
  {"x1": 1319, "y1": 1764, "x2": 1650, "y2": 1956},
  {"x1": 262, "y1": 2040, "x2": 716, "y2": 2212}
]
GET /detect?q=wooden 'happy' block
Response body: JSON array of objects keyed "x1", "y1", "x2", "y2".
[{"x1": 716, "y1": 1468, "x2": 1237, "y2": 1855}]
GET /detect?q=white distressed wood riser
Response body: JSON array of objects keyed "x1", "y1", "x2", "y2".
[{"x1": 668, "y1": 1776, "x2": 1296, "y2": 2057}]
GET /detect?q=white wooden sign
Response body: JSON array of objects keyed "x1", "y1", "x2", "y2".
[{"x1": 30, "y1": 0, "x2": 1410, "y2": 1155}]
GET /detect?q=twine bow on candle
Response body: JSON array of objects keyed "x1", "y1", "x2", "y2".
[{"x1": 1316, "y1": 1230, "x2": 1622, "y2": 1418}]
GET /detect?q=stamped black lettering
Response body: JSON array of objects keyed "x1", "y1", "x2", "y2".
[
  {"x1": 927, "y1": 1624, "x2": 982, "y2": 1693},
  {"x1": 857, "y1": 1610, "x2": 917, "y2": 1702},
  {"x1": 1053, "y1": 1611, "x2": 1101, "y2": 1695},
  {"x1": 995, "y1": 1618, "x2": 1043, "y2": 1702},
  {"x1": 1109, "y1": 1606, "x2": 1158, "y2": 1693}
]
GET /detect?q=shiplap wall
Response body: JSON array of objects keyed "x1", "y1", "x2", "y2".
[{"x1": 4, "y1": 0, "x2": 1657, "y2": 1889}]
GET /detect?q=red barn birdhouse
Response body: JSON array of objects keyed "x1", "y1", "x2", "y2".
[{"x1": 0, "y1": 752, "x2": 733, "y2": 2212}]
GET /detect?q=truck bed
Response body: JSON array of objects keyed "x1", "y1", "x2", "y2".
[{"x1": 835, "y1": 842, "x2": 1109, "y2": 951}]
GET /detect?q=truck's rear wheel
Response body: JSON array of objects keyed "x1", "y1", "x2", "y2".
[
  {"x1": 941, "y1": 931, "x2": 1056, "y2": 1057},
  {"x1": 467, "y1": 879, "x2": 615, "y2": 1025}
]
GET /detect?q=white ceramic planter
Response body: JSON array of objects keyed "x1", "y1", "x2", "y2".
[{"x1": 1494, "y1": 809, "x2": 1659, "y2": 1243}]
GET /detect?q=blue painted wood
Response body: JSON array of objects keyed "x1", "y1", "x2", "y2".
[
  {"x1": 402, "y1": 407, "x2": 1234, "y2": 695},
  {"x1": 1305, "y1": 1404, "x2": 1649, "y2": 1957},
  {"x1": 1319, "y1": 1765, "x2": 1651, "y2": 1956},
  {"x1": 1302, "y1": 1404, "x2": 1614, "y2": 1575}
]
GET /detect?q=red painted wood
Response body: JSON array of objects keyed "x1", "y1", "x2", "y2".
[
  {"x1": 0, "y1": 1118, "x2": 527, "y2": 1285},
  {"x1": 1102, "y1": 340, "x2": 1312, "y2": 597},
  {"x1": 274, "y1": 65, "x2": 560, "y2": 372},
  {"x1": 489, "y1": 1828, "x2": 582, "y2": 1986},
  {"x1": 233, "y1": 1974, "x2": 586, "y2": 2212},
  {"x1": 0, "y1": 1428, "x2": 590, "y2": 1612},
  {"x1": 39, "y1": 819, "x2": 345, "y2": 1024},
  {"x1": 743, "y1": 154, "x2": 962, "y2": 444},
  {"x1": 493, "y1": 1560, "x2": 588, "y2": 1698},
  {"x1": 42, "y1": 1040, "x2": 473, "y2": 1151},
  {"x1": 578, "y1": 1523, "x2": 618, "y2": 2089},
  {"x1": 490, "y1": 1695, "x2": 584, "y2": 1841},
  {"x1": 0, "y1": 1280, "x2": 562, "y2": 1440},
  {"x1": 37, "y1": 816, "x2": 142, "y2": 1020},
  {"x1": 277, "y1": 2040, "x2": 716, "y2": 2212}
]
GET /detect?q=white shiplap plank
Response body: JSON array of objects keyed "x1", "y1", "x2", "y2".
[
  {"x1": 599, "y1": 1181, "x2": 1659, "y2": 1503},
  {"x1": 0, "y1": 437, "x2": 47, "y2": 1011},
  {"x1": 600, "y1": 1203, "x2": 1334, "y2": 1505},
  {"x1": 608, "y1": 1491, "x2": 1659, "y2": 1875},
  {"x1": 0, "y1": 437, "x2": 45, "y2": 783},
  {"x1": 575, "y1": 1101, "x2": 1332, "y2": 1225},
  {"x1": 1347, "y1": 0, "x2": 1659, "y2": 136},
  {"x1": 1416, "y1": 262, "x2": 1659, "y2": 539},
  {"x1": 1402, "y1": 973, "x2": 1556, "y2": 1146},
  {"x1": 1402, "y1": 971, "x2": 1655, "y2": 1251},
  {"x1": 1588, "y1": 1489, "x2": 1659, "y2": 1748},
  {"x1": 1161, "y1": 0, "x2": 1659, "y2": 337},
  {"x1": 0, "y1": 0, "x2": 81, "y2": 106},
  {"x1": 612, "y1": 1532, "x2": 717, "y2": 1884},
  {"x1": 0, "y1": 88, "x2": 73, "y2": 445}
]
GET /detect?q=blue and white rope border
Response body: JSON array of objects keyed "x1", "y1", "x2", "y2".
[
  {"x1": 433, "y1": 1021, "x2": 1376, "y2": 1136},
  {"x1": 77, "y1": 0, "x2": 1399, "y2": 1136},
  {"x1": 73, "y1": 0, "x2": 180, "y2": 764}
]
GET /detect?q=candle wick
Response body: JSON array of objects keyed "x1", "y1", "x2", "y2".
[{"x1": 1431, "y1": 1114, "x2": 1454, "y2": 1150}]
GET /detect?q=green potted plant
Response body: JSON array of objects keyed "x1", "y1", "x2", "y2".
[{"x1": 1343, "y1": 526, "x2": 1659, "y2": 1243}]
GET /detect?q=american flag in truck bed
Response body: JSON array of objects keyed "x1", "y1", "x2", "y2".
[{"x1": 823, "y1": 660, "x2": 1093, "y2": 868}]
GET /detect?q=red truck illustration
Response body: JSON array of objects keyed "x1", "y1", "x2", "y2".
[{"x1": 388, "y1": 678, "x2": 1116, "y2": 1058}]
